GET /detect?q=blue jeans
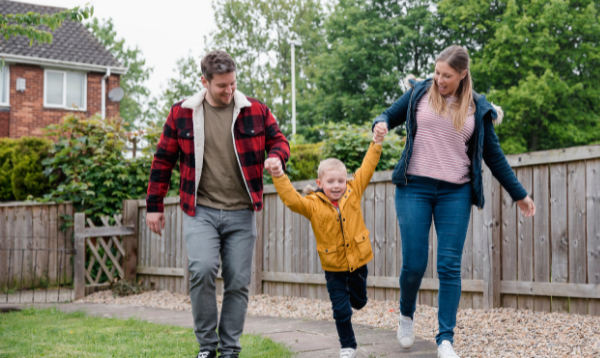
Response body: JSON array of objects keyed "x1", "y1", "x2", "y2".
[
  {"x1": 395, "y1": 175, "x2": 471, "y2": 345},
  {"x1": 325, "y1": 265, "x2": 369, "y2": 349},
  {"x1": 184, "y1": 205, "x2": 257, "y2": 356}
]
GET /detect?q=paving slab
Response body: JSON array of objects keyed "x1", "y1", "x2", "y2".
[
  {"x1": 2, "y1": 302, "x2": 437, "y2": 357},
  {"x1": 265, "y1": 330, "x2": 341, "y2": 352}
]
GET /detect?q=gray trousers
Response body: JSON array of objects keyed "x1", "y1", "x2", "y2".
[{"x1": 184, "y1": 205, "x2": 256, "y2": 356}]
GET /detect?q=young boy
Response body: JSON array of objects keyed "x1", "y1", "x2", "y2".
[{"x1": 265, "y1": 131, "x2": 384, "y2": 358}]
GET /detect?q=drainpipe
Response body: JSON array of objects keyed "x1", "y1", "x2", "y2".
[{"x1": 101, "y1": 68, "x2": 111, "y2": 119}]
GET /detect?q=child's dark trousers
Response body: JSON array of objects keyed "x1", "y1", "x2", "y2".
[{"x1": 324, "y1": 264, "x2": 369, "y2": 349}]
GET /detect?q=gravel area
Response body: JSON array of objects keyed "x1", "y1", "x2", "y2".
[{"x1": 77, "y1": 290, "x2": 600, "y2": 357}]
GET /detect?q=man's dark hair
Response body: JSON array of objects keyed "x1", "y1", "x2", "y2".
[{"x1": 201, "y1": 50, "x2": 236, "y2": 82}]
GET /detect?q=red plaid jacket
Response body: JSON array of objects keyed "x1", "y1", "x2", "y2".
[{"x1": 146, "y1": 89, "x2": 290, "y2": 216}]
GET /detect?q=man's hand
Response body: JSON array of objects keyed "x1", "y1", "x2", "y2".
[
  {"x1": 373, "y1": 122, "x2": 388, "y2": 144},
  {"x1": 264, "y1": 157, "x2": 284, "y2": 177},
  {"x1": 147, "y1": 213, "x2": 165, "y2": 236},
  {"x1": 516, "y1": 196, "x2": 536, "y2": 218}
]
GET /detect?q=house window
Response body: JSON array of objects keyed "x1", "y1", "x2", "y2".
[
  {"x1": 44, "y1": 70, "x2": 87, "y2": 110},
  {"x1": 0, "y1": 65, "x2": 9, "y2": 106}
]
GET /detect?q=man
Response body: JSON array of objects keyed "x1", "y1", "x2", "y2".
[{"x1": 146, "y1": 50, "x2": 290, "y2": 358}]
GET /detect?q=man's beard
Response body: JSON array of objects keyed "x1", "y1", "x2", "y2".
[{"x1": 208, "y1": 88, "x2": 233, "y2": 106}]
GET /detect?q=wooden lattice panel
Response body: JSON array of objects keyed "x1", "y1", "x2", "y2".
[{"x1": 84, "y1": 214, "x2": 126, "y2": 285}]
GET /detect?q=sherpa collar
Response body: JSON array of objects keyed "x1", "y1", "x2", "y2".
[{"x1": 181, "y1": 88, "x2": 252, "y2": 110}]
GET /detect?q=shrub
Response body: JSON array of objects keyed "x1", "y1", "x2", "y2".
[
  {"x1": 320, "y1": 121, "x2": 405, "y2": 173},
  {"x1": 286, "y1": 142, "x2": 322, "y2": 181},
  {"x1": 0, "y1": 138, "x2": 17, "y2": 201},
  {"x1": 41, "y1": 114, "x2": 179, "y2": 223},
  {"x1": 0, "y1": 137, "x2": 53, "y2": 201},
  {"x1": 11, "y1": 137, "x2": 54, "y2": 201}
]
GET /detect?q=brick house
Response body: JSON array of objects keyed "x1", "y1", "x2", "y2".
[{"x1": 0, "y1": 1, "x2": 127, "y2": 139}]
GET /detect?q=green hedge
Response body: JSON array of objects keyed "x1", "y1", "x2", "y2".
[
  {"x1": 0, "y1": 137, "x2": 53, "y2": 201},
  {"x1": 320, "y1": 121, "x2": 405, "y2": 173},
  {"x1": 41, "y1": 114, "x2": 179, "y2": 222}
]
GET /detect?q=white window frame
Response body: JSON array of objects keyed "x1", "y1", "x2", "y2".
[
  {"x1": 0, "y1": 65, "x2": 10, "y2": 107},
  {"x1": 43, "y1": 69, "x2": 87, "y2": 111}
]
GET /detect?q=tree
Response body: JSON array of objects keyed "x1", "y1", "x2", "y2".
[
  {"x1": 205, "y1": 0, "x2": 325, "y2": 137},
  {"x1": 151, "y1": 54, "x2": 203, "y2": 124},
  {"x1": 439, "y1": 0, "x2": 600, "y2": 153},
  {"x1": 86, "y1": 18, "x2": 153, "y2": 129},
  {"x1": 0, "y1": 5, "x2": 93, "y2": 45},
  {"x1": 299, "y1": 0, "x2": 440, "y2": 131}
]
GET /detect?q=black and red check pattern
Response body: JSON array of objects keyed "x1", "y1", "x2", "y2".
[{"x1": 146, "y1": 96, "x2": 290, "y2": 216}]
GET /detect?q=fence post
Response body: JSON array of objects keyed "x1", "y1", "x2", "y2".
[
  {"x1": 73, "y1": 213, "x2": 86, "y2": 300},
  {"x1": 123, "y1": 200, "x2": 139, "y2": 283}
]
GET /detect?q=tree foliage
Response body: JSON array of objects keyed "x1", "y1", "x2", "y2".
[
  {"x1": 205, "y1": 0, "x2": 325, "y2": 137},
  {"x1": 300, "y1": 0, "x2": 439, "y2": 129},
  {"x1": 439, "y1": 0, "x2": 600, "y2": 153},
  {"x1": 86, "y1": 18, "x2": 153, "y2": 128},
  {"x1": 151, "y1": 55, "x2": 203, "y2": 124},
  {"x1": 0, "y1": 5, "x2": 93, "y2": 45}
]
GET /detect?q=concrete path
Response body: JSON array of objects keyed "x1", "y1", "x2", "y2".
[{"x1": 1, "y1": 303, "x2": 437, "y2": 357}]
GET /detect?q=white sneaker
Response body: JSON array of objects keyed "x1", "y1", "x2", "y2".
[
  {"x1": 438, "y1": 340, "x2": 460, "y2": 358},
  {"x1": 340, "y1": 347, "x2": 358, "y2": 358},
  {"x1": 397, "y1": 314, "x2": 415, "y2": 349}
]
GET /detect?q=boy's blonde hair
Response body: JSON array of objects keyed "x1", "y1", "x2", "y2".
[
  {"x1": 303, "y1": 158, "x2": 347, "y2": 195},
  {"x1": 317, "y1": 158, "x2": 347, "y2": 178}
]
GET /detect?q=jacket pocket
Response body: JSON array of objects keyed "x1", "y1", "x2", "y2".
[
  {"x1": 317, "y1": 245, "x2": 338, "y2": 269},
  {"x1": 353, "y1": 231, "x2": 372, "y2": 260},
  {"x1": 238, "y1": 118, "x2": 265, "y2": 137}
]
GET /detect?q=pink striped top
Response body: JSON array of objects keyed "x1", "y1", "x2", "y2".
[{"x1": 407, "y1": 93, "x2": 475, "y2": 184}]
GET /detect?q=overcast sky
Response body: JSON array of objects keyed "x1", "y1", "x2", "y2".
[{"x1": 20, "y1": 0, "x2": 217, "y2": 100}]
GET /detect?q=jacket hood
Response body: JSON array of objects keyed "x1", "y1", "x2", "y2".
[{"x1": 403, "y1": 74, "x2": 503, "y2": 126}]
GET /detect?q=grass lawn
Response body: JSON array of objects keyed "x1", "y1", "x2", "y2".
[{"x1": 0, "y1": 308, "x2": 294, "y2": 358}]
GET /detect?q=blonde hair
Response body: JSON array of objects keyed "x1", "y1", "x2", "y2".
[
  {"x1": 428, "y1": 45, "x2": 475, "y2": 132},
  {"x1": 302, "y1": 158, "x2": 347, "y2": 195}
]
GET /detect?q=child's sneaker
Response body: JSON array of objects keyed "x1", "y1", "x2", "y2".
[
  {"x1": 397, "y1": 314, "x2": 415, "y2": 349},
  {"x1": 438, "y1": 340, "x2": 460, "y2": 358},
  {"x1": 340, "y1": 348, "x2": 358, "y2": 358}
]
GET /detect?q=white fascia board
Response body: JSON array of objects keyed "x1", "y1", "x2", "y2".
[{"x1": 0, "y1": 53, "x2": 128, "y2": 75}]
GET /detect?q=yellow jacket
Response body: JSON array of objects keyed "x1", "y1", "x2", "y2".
[{"x1": 272, "y1": 143, "x2": 382, "y2": 272}]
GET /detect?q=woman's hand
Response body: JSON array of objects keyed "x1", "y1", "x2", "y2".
[{"x1": 516, "y1": 196, "x2": 536, "y2": 218}]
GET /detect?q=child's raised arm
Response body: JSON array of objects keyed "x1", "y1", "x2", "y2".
[
  {"x1": 352, "y1": 140, "x2": 383, "y2": 198},
  {"x1": 266, "y1": 159, "x2": 316, "y2": 219}
]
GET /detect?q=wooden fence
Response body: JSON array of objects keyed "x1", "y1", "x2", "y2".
[
  {"x1": 0, "y1": 202, "x2": 74, "y2": 290},
  {"x1": 129, "y1": 144, "x2": 600, "y2": 315}
]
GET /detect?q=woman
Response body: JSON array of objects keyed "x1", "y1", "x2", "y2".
[{"x1": 372, "y1": 45, "x2": 535, "y2": 358}]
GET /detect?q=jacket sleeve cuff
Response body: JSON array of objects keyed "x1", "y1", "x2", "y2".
[
  {"x1": 372, "y1": 116, "x2": 387, "y2": 131},
  {"x1": 511, "y1": 188, "x2": 528, "y2": 204},
  {"x1": 268, "y1": 152, "x2": 288, "y2": 170},
  {"x1": 146, "y1": 196, "x2": 165, "y2": 213}
]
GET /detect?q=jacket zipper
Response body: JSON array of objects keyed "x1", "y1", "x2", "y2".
[
  {"x1": 404, "y1": 88, "x2": 417, "y2": 185},
  {"x1": 477, "y1": 109, "x2": 484, "y2": 210},
  {"x1": 334, "y1": 204, "x2": 350, "y2": 270},
  {"x1": 321, "y1": 193, "x2": 350, "y2": 269}
]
